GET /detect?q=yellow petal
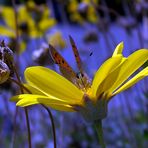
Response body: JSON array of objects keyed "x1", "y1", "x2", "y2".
[
  {"x1": 108, "y1": 49, "x2": 148, "y2": 94},
  {"x1": 96, "y1": 59, "x2": 127, "y2": 97},
  {"x1": 11, "y1": 94, "x2": 74, "y2": 112},
  {"x1": 25, "y1": 66, "x2": 84, "y2": 104},
  {"x1": 112, "y1": 42, "x2": 124, "y2": 57},
  {"x1": 41, "y1": 104, "x2": 74, "y2": 112},
  {"x1": 1, "y1": 7, "x2": 15, "y2": 29},
  {"x1": 26, "y1": 1, "x2": 36, "y2": 10},
  {"x1": 38, "y1": 19, "x2": 56, "y2": 32},
  {"x1": 18, "y1": 99, "x2": 74, "y2": 111},
  {"x1": 90, "y1": 56, "x2": 122, "y2": 98},
  {"x1": 11, "y1": 94, "x2": 68, "y2": 104},
  {"x1": 19, "y1": 41, "x2": 26, "y2": 54},
  {"x1": 37, "y1": 99, "x2": 74, "y2": 112},
  {"x1": 16, "y1": 96, "x2": 39, "y2": 106},
  {"x1": 0, "y1": 26, "x2": 15, "y2": 38},
  {"x1": 113, "y1": 67, "x2": 148, "y2": 95},
  {"x1": 23, "y1": 84, "x2": 45, "y2": 95},
  {"x1": 18, "y1": 6, "x2": 30, "y2": 23},
  {"x1": 29, "y1": 29, "x2": 41, "y2": 38},
  {"x1": 24, "y1": 84, "x2": 79, "y2": 107}
]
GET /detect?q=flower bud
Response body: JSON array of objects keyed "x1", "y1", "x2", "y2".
[
  {"x1": 0, "y1": 41, "x2": 14, "y2": 75},
  {"x1": 0, "y1": 60, "x2": 10, "y2": 84}
]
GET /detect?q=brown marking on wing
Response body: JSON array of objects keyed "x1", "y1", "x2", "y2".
[
  {"x1": 69, "y1": 35, "x2": 83, "y2": 73},
  {"x1": 49, "y1": 44, "x2": 76, "y2": 79},
  {"x1": 69, "y1": 36, "x2": 91, "y2": 90}
]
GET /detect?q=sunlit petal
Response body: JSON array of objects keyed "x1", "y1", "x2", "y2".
[
  {"x1": 38, "y1": 19, "x2": 56, "y2": 32},
  {"x1": 0, "y1": 26, "x2": 15, "y2": 38},
  {"x1": 90, "y1": 56, "x2": 122, "y2": 98},
  {"x1": 112, "y1": 42, "x2": 124, "y2": 57},
  {"x1": 17, "y1": 96, "x2": 39, "y2": 106},
  {"x1": 11, "y1": 94, "x2": 69, "y2": 104},
  {"x1": 23, "y1": 84, "x2": 45, "y2": 95},
  {"x1": 11, "y1": 94, "x2": 75, "y2": 111},
  {"x1": 96, "y1": 59, "x2": 127, "y2": 97},
  {"x1": 113, "y1": 67, "x2": 148, "y2": 95},
  {"x1": 25, "y1": 66, "x2": 84, "y2": 104},
  {"x1": 108, "y1": 49, "x2": 148, "y2": 94},
  {"x1": 1, "y1": 7, "x2": 15, "y2": 29},
  {"x1": 37, "y1": 100, "x2": 74, "y2": 112}
]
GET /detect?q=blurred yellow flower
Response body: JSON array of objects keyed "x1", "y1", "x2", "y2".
[
  {"x1": 48, "y1": 32, "x2": 66, "y2": 50},
  {"x1": 68, "y1": 0, "x2": 98, "y2": 24},
  {"x1": 38, "y1": 19, "x2": 56, "y2": 33},
  {"x1": 0, "y1": 2, "x2": 56, "y2": 38},
  {"x1": 0, "y1": 2, "x2": 56, "y2": 53},
  {"x1": 11, "y1": 42, "x2": 148, "y2": 121},
  {"x1": 87, "y1": 6, "x2": 97, "y2": 23},
  {"x1": 0, "y1": 26, "x2": 15, "y2": 38}
]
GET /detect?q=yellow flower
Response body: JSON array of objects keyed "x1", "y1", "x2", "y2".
[
  {"x1": 10, "y1": 42, "x2": 148, "y2": 122},
  {"x1": 0, "y1": 3, "x2": 56, "y2": 38},
  {"x1": 87, "y1": 6, "x2": 97, "y2": 23},
  {"x1": 48, "y1": 32, "x2": 66, "y2": 50}
]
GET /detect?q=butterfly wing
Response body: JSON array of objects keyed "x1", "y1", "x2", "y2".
[
  {"x1": 69, "y1": 35, "x2": 84, "y2": 74},
  {"x1": 69, "y1": 36, "x2": 91, "y2": 90},
  {"x1": 49, "y1": 44, "x2": 76, "y2": 83}
]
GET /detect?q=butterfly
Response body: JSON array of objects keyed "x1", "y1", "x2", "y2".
[{"x1": 49, "y1": 36, "x2": 91, "y2": 91}]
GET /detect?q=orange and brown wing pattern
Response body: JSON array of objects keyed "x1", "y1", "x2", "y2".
[
  {"x1": 49, "y1": 44, "x2": 76, "y2": 82},
  {"x1": 69, "y1": 35, "x2": 83, "y2": 74},
  {"x1": 69, "y1": 36, "x2": 91, "y2": 90}
]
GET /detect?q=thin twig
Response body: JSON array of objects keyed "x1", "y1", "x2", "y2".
[
  {"x1": 11, "y1": 67, "x2": 32, "y2": 148},
  {"x1": 11, "y1": 0, "x2": 32, "y2": 147},
  {"x1": 10, "y1": 107, "x2": 18, "y2": 148},
  {"x1": 10, "y1": 78, "x2": 32, "y2": 94},
  {"x1": 95, "y1": 3, "x2": 120, "y2": 18},
  {"x1": 13, "y1": 65, "x2": 23, "y2": 92},
  {"x1": 24, "y1": 108, "x2": 31, "y2": 147},
  {"x1": 11, "y1": 0, "x2": 19, "y2": 54},
  {"x1": 42, "y1": 105, "x2": 57, "y2": 148},
  {"x1": 91, "y1": 0, "x2": 112, "y2": 55},
  {"x1": 10, "y1": 77, "x2": 56, "y2": 148}
]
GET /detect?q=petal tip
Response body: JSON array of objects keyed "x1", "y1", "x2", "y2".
[{"x1": 113, "y1": 42, "x2": 124, "y2": 57}]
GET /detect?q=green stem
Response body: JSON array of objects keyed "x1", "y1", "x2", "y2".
[{"x1": 94, "y1": 120, "x2": 106, "y2": 148}]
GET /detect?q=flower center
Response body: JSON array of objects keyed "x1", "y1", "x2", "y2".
[{"x1": 75, "y1": 72, "x2": 91, "y2": 92}]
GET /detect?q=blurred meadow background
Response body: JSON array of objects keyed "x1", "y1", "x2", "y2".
[{"x1": 0, "y1": 0, "x2": 148, "y2": 147}]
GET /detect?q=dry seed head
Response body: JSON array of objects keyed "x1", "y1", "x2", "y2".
[
  {"x1": 0, "y1": 41, "x2": 14, "y2": 74},
  {"x1": 0, "y1": 60, "x2": 10, "y2": 84}
]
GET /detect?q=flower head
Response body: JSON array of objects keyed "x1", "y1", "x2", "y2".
[{"x1": 11, "y1": 42, "x2": 148, "y2": 122}]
